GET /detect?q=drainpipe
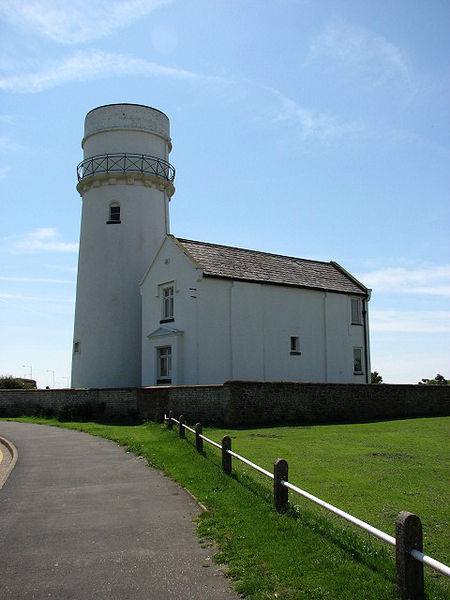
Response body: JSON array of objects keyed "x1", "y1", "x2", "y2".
[{"x1": 362, "y1": 290, "x2": 371, "y2": 384}]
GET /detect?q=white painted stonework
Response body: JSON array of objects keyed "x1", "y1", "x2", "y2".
[
  {"x1": 140, "y1": 237, "x2": 370, "y2": 386},
  {"x1": 72, "y1": 104, "x2": 173, "y2": 388},
  {"x1": 72, "y1": 104, "x2": 371, "y2": 388}
]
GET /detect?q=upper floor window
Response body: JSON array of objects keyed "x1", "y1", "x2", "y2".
[
  {"x1": 351, "y1": 298, "x2": 362, "y2": 325},
  {"x1": 161, "y1": 285, "x2": 174, "y2": 322},
  {"x1": 107, "y1": 203, "x2": 121, "y2": 224}
]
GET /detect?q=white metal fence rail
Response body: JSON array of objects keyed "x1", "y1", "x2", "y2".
[{"x1": 165, "y1": 412, "x2": 449, "y2": 599}]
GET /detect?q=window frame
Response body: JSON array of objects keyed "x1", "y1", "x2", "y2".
[
  {"x1": 351, "y1": 297, "x2": 362, "y2": 325},
  {"x1": 353, "y1": 347, "x2": 364, "y2": 375},
  {"x1": 157, "y1": 346, "x2": 172, "y2": 384},
  {"x1": 290, "y1": 336, "x2": 301, "y2": 355},
  {"x1": 160, "y1": 284, "x2": 174, "y2": 323},
  {"x1": 107, "y1": 203, "x2": 121, "y2": 224}
]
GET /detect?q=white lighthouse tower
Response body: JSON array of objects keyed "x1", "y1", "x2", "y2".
[{"x1": 71, "y1": 104, "x2": 175, "y2": 388}]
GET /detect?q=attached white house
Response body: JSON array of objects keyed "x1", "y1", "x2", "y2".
[{"x1": 140, "y1": 235, "x2": 371, "y2": 386}]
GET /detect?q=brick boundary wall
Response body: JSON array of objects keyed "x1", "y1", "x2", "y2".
[
  {"x1": 0, "y1": 388, "x2": 139, "y2": 420},
  {"x1": 1, "y1": 382, "x2": 448, "y2": 426},
  {"x1": 139, "y1": 381, "x2": 450, "y2": 426}
]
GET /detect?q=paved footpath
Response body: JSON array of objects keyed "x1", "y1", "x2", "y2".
[{"x1": 0, "y1": 421, "x2": 240, "y2": 600}]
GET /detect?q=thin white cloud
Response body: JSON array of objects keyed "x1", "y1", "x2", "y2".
[
  {"x1": 44, "y1": 265, "x2": 78, "y2": 274},
  {"x1": 0, "y1": 49, "x2": 209, "y2": 93},
  {"x1": 307, "y1": 21, "x2": 416, "y2": 96},
  {"x1": 0, "y1": 0, "x2": 173, "y2": 45},
  {"x1": 0, "y1": 292, "x2": 73, "y2": 302},
  {"x1": 0, "y1": 276, "x2": 74, "y2": 284},
  {"x1": 358, "y1": 265, "x2": 450, "y2": 296},
  {"x1": 371, "y1": 310, "x2": 450, "y2": 333},
  {"x1": 269, "y1": 88, "x2": 364, "y2": 142},
  {"x1": 13, "y1": 228, "x2": 78, "y2": 253}
]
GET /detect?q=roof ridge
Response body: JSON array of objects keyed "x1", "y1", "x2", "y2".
[{"x1": 175, "y1": 237, "x2": 332, "y2": 266}]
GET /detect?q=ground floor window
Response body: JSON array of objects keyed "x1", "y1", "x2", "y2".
[
  {"x1": 353, "y1": 347, "x2": 363, "y2": 374},
  {"x1": 157, "y1": 346, "x2": 172, "y2": 384}
]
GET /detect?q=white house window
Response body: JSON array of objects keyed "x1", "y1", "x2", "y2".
[
  {"x1": 107, "y1": 203, "x2": 121, "y2": 224},
  {"x1": 351, "y1": 298, "x2": 362, "y2": 325},
  {"x1": 157, "y1": 346, "x2": 172, "y2": 383},
  {"x1": 353, "y1": 347, "x2": 363, "y2": 374},
  {"x1": 290, "y1": 336, "x2": 301, "y2": 355},
  {"x1": 161, "y1": 285, "x2": 174, "y2": 322}
]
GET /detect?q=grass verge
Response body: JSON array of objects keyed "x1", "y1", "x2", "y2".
[{"x1": 3, "y1": 417, "x2": 448, "y2": 600}]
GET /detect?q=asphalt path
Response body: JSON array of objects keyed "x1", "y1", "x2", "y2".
[{"x1": 0, "y1": 421, "x2": 239, "y2": 599}]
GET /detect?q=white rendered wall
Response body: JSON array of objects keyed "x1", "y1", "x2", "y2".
[
  {"x1": 141, "y1": 239, "x2": 369, "y2": 385},
  {"x1": 141, "y1": 238, "x2": 199, "y2": 386},
  {"x1": 72, "y1": 104, "x2": 172, "y2": 388}
]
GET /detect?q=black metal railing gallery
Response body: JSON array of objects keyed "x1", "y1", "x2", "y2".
[{"x1": 77, "y1": 153, "x2": 175, "y2": 183}]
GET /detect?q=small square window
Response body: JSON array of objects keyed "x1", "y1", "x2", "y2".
[
  {"x1": 351, "y1": 298, "x2": 362, "y2": 325},
  {"x1": 290, "y1": 336, "x2": 301, "y2": 355},
  {"x1": 353, "y1": 347, "x2": 363, "y2": 374}
]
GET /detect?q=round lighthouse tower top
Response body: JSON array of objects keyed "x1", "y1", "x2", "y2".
[{"x1": 82, "y1": 103, "x2": 171, "y2": 150}]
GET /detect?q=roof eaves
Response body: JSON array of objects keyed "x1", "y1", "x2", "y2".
[{"x1": 330, "y1": 261, "x2": 368, "y2": 294}]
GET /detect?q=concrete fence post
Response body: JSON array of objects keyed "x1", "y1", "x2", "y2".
[
  {"x1": 274, "y1": 458, "x2": 289, "y2": 513},
  {"x1": 222, "y1": 435, "x2": 232, "y2": 474},
  {"x1": 195, "y1": 423, "x2": 203, "y2": 453},
  {"x1": 167, "y1": 410, "x2": 173, "y2": 429},
  {"x1": 178, "y1": 415, "x2": 185, "y2": 439},
  {"x1": 395, "y1": 511, "x2": 424, "y2": 600}
]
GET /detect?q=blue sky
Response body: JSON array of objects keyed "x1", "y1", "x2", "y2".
[{"x1": 1, "y1": 0, "x2": 448, "y2": 387}]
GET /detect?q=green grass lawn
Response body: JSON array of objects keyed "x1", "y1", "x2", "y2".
[
  {"x1": 5, "y1": 416, "x2": 449, "y2": 600},
  {"x1": 206, "y1": 417, "x2": 450, "y2": 566}
]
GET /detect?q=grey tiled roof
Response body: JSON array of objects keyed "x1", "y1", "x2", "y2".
[{"x1": 175, "y1": 237, "x2": 367, "y2": 295}]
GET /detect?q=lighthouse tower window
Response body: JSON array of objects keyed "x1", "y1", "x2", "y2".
[{"x1": 107, "y1": 203, "x2": 121, "y2": 224}]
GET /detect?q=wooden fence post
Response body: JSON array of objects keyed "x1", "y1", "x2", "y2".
[
  {"x1": 395, "y1": 511, "x2": 424, "y2": 600},
  {"x1": 222, "y1": 436, "x2": 232, "y2": 474},
  {"x1": 195, "y1": 423, "x2": 203, "y2": 453},
  {"x1": 274, "y1": 458, "x2": 288, "y2": 513},
  {"x1": 178, "y1": 415, "x2": 185, "y2": 439},
  {"x1": 167, "y1": 410, "x2": 173, "y2": 429}
]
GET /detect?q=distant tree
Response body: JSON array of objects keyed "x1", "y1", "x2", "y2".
[
  {"x1": 371, "y1": 371, "x2": 383, "y2": 384},
  {"x1": 418, "y1": 374, "x2": 449, "y2": 385},
  {"x1": 0, "y1": 375, "x2": 36, "y2": 389}
]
